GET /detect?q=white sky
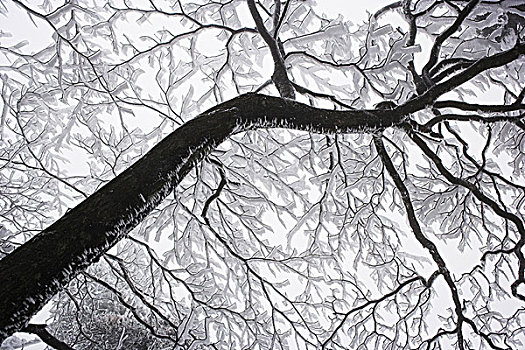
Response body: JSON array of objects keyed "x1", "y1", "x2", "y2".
[
  {"x1": 0, "y1": 0, "x2": 391, "y2": 52},
  {"x1": 316, "y1": 0, "x2": 394, "y2": 22}
]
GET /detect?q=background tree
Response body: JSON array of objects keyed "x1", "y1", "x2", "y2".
[{"x1": 0, "y1": 0, "x2": 525, "y2": 349}]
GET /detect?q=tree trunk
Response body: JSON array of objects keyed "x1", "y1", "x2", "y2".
[{"x1": 0, "y1": 94, "x2": 400, "y2": 342}]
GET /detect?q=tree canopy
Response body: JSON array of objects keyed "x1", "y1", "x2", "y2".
[{"x1": 0, "y1": 0, "x2": 525, "y2": 349}]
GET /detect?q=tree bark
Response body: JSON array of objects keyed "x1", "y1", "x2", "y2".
[{"x1": 0, "y1": 93, "x2": 401, "y2": 343}]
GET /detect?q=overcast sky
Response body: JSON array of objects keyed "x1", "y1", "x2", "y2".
[
  {"x1": 315, "y1": 0, "x2": 393, "y2": 22},
  {"x1": 1, "y1": 0, "x2": 391, "y2": 53}
]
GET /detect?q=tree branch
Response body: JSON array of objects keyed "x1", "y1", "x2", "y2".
[
  {"x1": 433, "y1": 101, "x2": 525, "y2": 113},
  {"x1": 247, "y1": 0, "x2": 295, "y2": 98},
  {"x1": 402, "y1": 1, "x2": 428, "y2": 94},
  {"x1": 273, "y1": 0, "x2": 291, "y2": 38},
  {"x1": 372, "y1": 1, "x2": 402, "y2": 20},
  {"x1": 423, "y1": 112, "x2": 525, "y2": 128},
  {"x1": 22, "y1": 324, "x2": 75, "y2": 350},
  {"x1": 421, "y1": 0, "x2": 480, "y2": 81},
  {"x1": 374, "y1": 134, "x2": 466, "y2": 349},
  {"x1": 0, "y1": 93, "x2": 404, "y2": 342}
]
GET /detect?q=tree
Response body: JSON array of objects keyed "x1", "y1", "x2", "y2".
[{"x1": 0, "y1": 0, "x2": 524, "y2": 348}]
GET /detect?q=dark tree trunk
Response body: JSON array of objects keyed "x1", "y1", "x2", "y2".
[{"x1": 0, "y1": 94, "x2": 400, "y2": 342}]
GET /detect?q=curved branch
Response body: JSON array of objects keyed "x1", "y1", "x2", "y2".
[{"x1": 0, "y1": 93, "x2": 403, "y2": 342}]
